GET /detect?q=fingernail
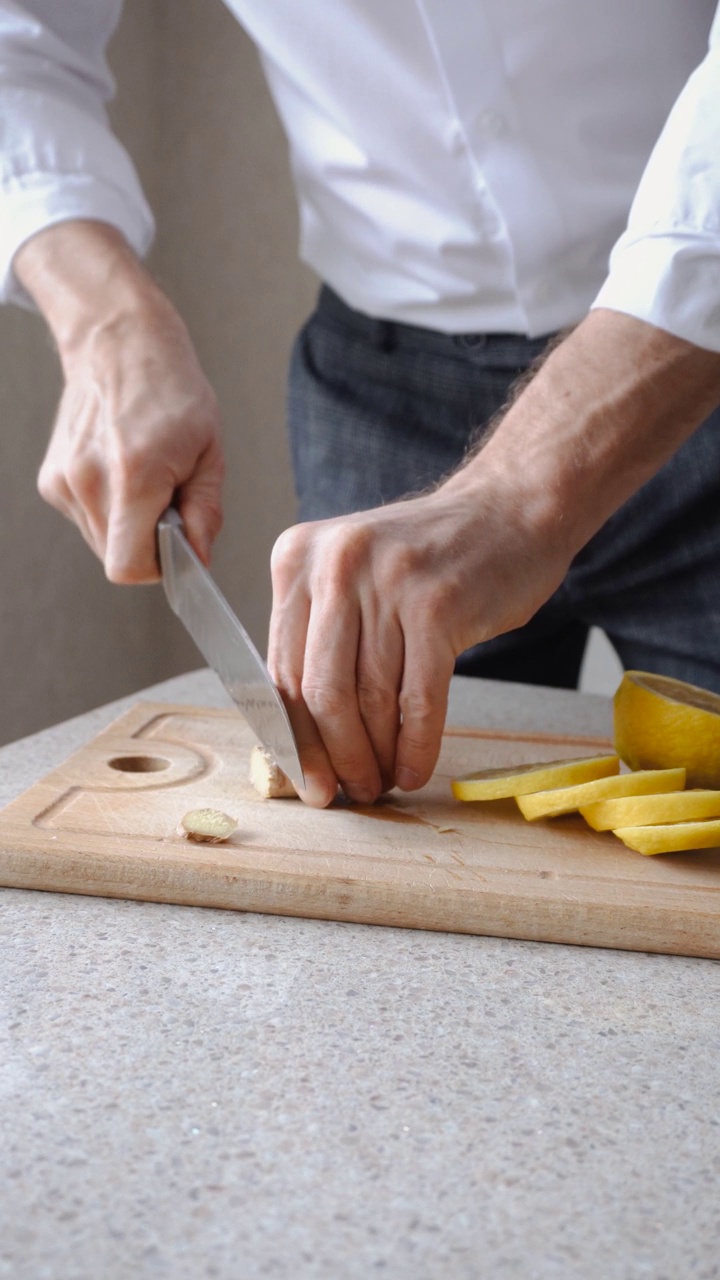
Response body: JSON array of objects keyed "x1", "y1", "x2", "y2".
[
  {"x1": 395, "y1": 766, "x2": 419, "y2": 790},
  {"x1": 299, "y1": 779, "x2": 337, "y2": 809}
]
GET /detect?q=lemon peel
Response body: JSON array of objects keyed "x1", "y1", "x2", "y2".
[
  {"x1": 450, "y1": 754, "x2": 619, "y2": 802},
  {"x1": 614, "y1": 671, "x2": 720, "y2": 789},
  {"x1": 516, "y1": 768, "x2": 686, "y2": 821},
  {"x1": 613, "y1": 819, "x2": 720, "y2": 856},
  {"x1": 581, "y1": 788, "x2": 720, "y2": 832}
]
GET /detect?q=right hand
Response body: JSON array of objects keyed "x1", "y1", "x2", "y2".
[{"x1": 15, "y1": 220, "x2": 224, "y2": 583}]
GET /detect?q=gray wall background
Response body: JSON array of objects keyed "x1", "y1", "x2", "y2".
[{"x1": 0, "y1": 0, "x2": 619, "y2": 747}]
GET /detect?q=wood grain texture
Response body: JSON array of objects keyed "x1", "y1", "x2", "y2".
[{"x1": 0, "y1": 703, "x2": 718, "y2": 957}]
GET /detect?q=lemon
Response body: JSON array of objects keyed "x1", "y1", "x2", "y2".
[
  {"x1": 451, "y1": 754, "x2": 619, "y2": 802},
  {"x1": 581, "y1": 789, "x2": 720, "y2": 832},
  {"x1": 516, "y1": 768, "x2": 686, "y2": 821},
  {"x1": 613, "y1": 819, "x2": 720, "y2": 856},
  {"x1": 614, "y1": 671, "x2": 720, "y2": 789}
]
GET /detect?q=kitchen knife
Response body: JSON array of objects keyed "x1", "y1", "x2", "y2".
[{"x1": 157, "y1": 507, "x2": 305, "y2": 791}]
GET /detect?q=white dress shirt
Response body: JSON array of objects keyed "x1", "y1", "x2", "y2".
[{"x1": 0, "y1": 1, "x2": 719, "y2": 347}]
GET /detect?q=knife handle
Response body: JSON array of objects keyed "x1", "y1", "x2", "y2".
[{"x1": 156, "y1": 506, "x2": 185, "y2": 584}]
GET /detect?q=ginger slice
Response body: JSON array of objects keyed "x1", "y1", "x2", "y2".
[
  {"x1": 178, "y1": 808, "x2": 238, "y2": 843},
  {"x1": 249, "y1": 745, "x2": 298, "y2": 799}
]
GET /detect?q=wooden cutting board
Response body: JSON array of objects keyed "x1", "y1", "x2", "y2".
[{"x1": 0, "y1": 701, "x2": 718, "y2": 957}]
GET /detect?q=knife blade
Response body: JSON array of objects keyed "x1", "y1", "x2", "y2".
[{"x1": 157, "y1": 507, "x2": 305, "y2": 791}]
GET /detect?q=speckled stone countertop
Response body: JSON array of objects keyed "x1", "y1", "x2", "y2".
[{"x1": 1, "y1": 671, "x2": 718, "y2": 1280}]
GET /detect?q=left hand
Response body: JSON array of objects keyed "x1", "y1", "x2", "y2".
[
  {"x1": 268, "y1": 478, "x2": 572, "y2": 808},
  {"x1": 269, "y1": 309, "x2": 720, "y2": 809}
]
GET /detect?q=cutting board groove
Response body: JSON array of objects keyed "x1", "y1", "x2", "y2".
[{"x1": 0, "y1": 702, "x2": 718, "y2": 958}]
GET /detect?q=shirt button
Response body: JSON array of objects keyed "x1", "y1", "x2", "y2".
[{"x1": 474, "y1": 107, "x2": 507, "y2": 139}]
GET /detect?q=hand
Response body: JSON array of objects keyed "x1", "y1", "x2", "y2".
[
  {"x1": 269, "y1": 310, "x2": 720, "y2": 808},
  {"x1": 15, "y1": 220, "x2": 224, "y2": 582},
  {"x1": 269, "y1": 481, "x2": 571, "y2": 809}
]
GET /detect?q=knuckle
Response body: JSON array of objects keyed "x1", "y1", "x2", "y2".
[
  {"x1": 111, "y1": 444, "x2": 147, "y2": 493},
  {"x1": 174, "y1": 392, "x2": 221, "y2": 443},
  {"x1": 301, "y1": 677, "x2": 348, "y2": 723},
  {"x1": 399, "y1": 688, "x2": 437, "y2": 729},
  {"x1": 386, "y1": 543, "x2": 421, "y2": 585},
  {"x1": 321, "y1": 523, "x2": 371, "y2": 583},
  {"x1": 271, "y1": 523, "x2": 311, "y2": 581},
  {"x1": 37, "y1": 464, "x2": 62, "y2": 505},
  {"x1": 357, "y1": 678, "x2": 395, "y2": 719},
  {"x1": 65, "y1": 455, "x2": 100, "y2": 499},
  {"x1": 197, "y1": 384, "x2": 221, "y2": 424}
]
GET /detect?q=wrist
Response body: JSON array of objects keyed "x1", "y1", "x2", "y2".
[{"x1": 13, "y1": 219, "x2": 165, "y2": 370}]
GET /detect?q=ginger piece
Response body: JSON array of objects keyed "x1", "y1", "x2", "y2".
[
  {"x1": 178, "y1": 808, "x2": 237, "y2": 843},
  {"x1": 249, "y1": 745, "x2": 297, "y2": 799}
]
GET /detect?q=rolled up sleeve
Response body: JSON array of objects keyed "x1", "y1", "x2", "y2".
[
  {"x1": 0, "y1": 0, "x2": 155, "y2": 307},
  {"x1": 592, "y1": 8, "x2": 720, "y2": 352}
]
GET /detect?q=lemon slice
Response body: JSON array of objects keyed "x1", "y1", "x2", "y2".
[
  {"x1": 614, "y1": 670, "x2": 720, "y2": 788},
  {"x1": 451, "y1": 754, "x2": 619, "y2": 802},
  {"x1": 516, "y1": 768, "x2": 686, "y2": 821},
  {"x1": 581, "y1": 788, "x2": 720, "y2": 832},
  {"x1": 613, "y1": 819, "x2": 720, "y2": 856}
]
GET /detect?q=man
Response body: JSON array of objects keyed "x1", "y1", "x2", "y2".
[{"x1": 2, "y1": 2, "x2": 720, "y2": 808}]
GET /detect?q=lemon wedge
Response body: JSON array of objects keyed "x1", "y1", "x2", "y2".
[
  {"x1": 451, "y1": 754, "x2": 619, "y2": 802},
  {"x1": 613, "y1": 819, "x2": 720, "y2": 856},
  {"x1": 516, "y1": 767, "x2": 686, "y2": 821},
  {"x1": 581, "y1": 788, "x2": 720, "y2": 832},
  {"x1": 614, "y1": 671, "x2": 720, "y2": 788}
]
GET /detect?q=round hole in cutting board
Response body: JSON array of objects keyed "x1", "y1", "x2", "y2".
[{"x1": 107, "y1": 754, "x2": 171, "y2": 773}]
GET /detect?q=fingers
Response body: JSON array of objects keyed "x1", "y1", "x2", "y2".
[
  {"x1": 355, "y1": 607, "x2": 403, "y2": 793},
  {"x1": 272, "y1": 524, "x2": 393, "y2": 806},
  {"x1": 270, "y1": 522, "x2": 442, "y2": 808},
  {"x1": 395, "y1": 632, "x2": 454, "y2": 792},
  {"x1": 103, "y1": 435, "x2": 226, "y2": 585},
  {"x1": 301, "y1": 586, "x2": 383, "y2": 804},
  {"x1": 269, "y1": 541, "x2": 338, "y2": 808}
]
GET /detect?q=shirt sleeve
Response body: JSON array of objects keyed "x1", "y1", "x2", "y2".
[
  {"x1": 591, "y1": 7, "x2": 720, "y2": 353},
  {"x1": 0, "y1": 0, "x2": 155, "y2": 308}
]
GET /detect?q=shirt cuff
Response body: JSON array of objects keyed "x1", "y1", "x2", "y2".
[
  {"x1": 591, "y1": 229, "x2": 720, "y2": 354},
  {"x1": 0, "y1": 172, "x2": 155, "y2": 309}
]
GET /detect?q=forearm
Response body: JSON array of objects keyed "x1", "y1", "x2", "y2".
[{"x1": 446, "y1": 308, "x2": 720, "y2": 562}]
